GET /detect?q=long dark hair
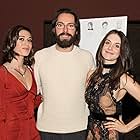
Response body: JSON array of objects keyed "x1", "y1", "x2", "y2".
[
  {"x1": 88, "y1": 30, "x2": 133, "y2": 89},
  {"x1": 2, "y1": 25, "x2": 34, "y2": 66},
  {"x1": 52, "y1": 8, "x2": 80, "y2": 46}
]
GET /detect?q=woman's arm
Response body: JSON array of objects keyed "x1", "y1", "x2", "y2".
[
  {"x1": 104, "y1": 73, "x2": 140, "y2": 133},
  {"x1": 126, "y1": 115, "x2": 140, "y2": 132},
  {"x1": 120, "y1": 73, "x2": 140, "y2": 102},
  {"x1": 34, "y1": 94, "x2": 43, "y2": 108},
  {"x1": 0, "y1": 68, "x2": 7, "y2": 139},
  {"x1": 0, "y1": 68, "x2": 6, "y2": 122},
  {"x1": 104, "y1": 115, "x2": 140, "y2": 133}
]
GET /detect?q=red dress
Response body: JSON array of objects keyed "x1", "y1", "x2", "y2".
[{"x1": 0, "y1": 66, "x2": 41, "y2": 140}]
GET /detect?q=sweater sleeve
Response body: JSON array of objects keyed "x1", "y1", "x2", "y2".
[
  {"x1": 34, "y1": 52, "x2": 42, "y2": 95},
  {"x1": 88, "y1": 51, "x2": 96, "y2": 70}
]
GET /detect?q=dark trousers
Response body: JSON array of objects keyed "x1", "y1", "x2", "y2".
[{"x1": 40, "y1": 130, "x2": 87, "y2": 140}]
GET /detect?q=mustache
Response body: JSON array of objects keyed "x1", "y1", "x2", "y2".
[{"x1": 58, "y1": 32, "x2": 72, "y2": 37}]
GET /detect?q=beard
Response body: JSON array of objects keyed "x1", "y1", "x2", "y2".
[{"x1": 55, "y1": 32, "x2": 76, "y2": 48}]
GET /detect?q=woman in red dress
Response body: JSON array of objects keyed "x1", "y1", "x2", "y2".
[{"x1": 0, "y1": 25, "x2": 41, "y2": 140}]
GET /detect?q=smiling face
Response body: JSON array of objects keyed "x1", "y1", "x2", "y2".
[
  {"x1": 14, "y1": 29, "x2": 32, "y2": 57},
  {"x1": 54, "y1": 13, "x2": 77, "y2": 48},
  {"x1": 101, "y1": 33, "x2": 121, "y2": 64}
]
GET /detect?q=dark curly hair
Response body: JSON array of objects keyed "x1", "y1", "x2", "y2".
[{"x1": 2, "y1": 25, "x2": 34, "y2": 66}]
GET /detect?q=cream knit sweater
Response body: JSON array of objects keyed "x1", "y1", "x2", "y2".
[{"x1": 34, "y1": 44, "x2": 94, "y2": 133}]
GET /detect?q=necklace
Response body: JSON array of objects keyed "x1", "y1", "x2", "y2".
[
  {"x1": 103, "y1": 63, "x2": 116, "y2": 69},
  {"x1": 14, "y1": 67, "x2": 27, "y2": 77}
]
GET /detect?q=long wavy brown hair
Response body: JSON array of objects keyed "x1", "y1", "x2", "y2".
[
  {"x1": 2, "y1": 25, "x2": 35, "y2": 66},
  {"x1": 87, "y1": 30, "x2": 133, "y2": 90}
]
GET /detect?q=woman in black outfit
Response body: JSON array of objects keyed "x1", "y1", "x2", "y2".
[{"x1": 85, "y1": 30, "x2": 140, "y2": 140}]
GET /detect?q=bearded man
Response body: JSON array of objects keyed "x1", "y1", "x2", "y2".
[{"x1": 34, "y1": 8, "x2": 95, "y2": 140}]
